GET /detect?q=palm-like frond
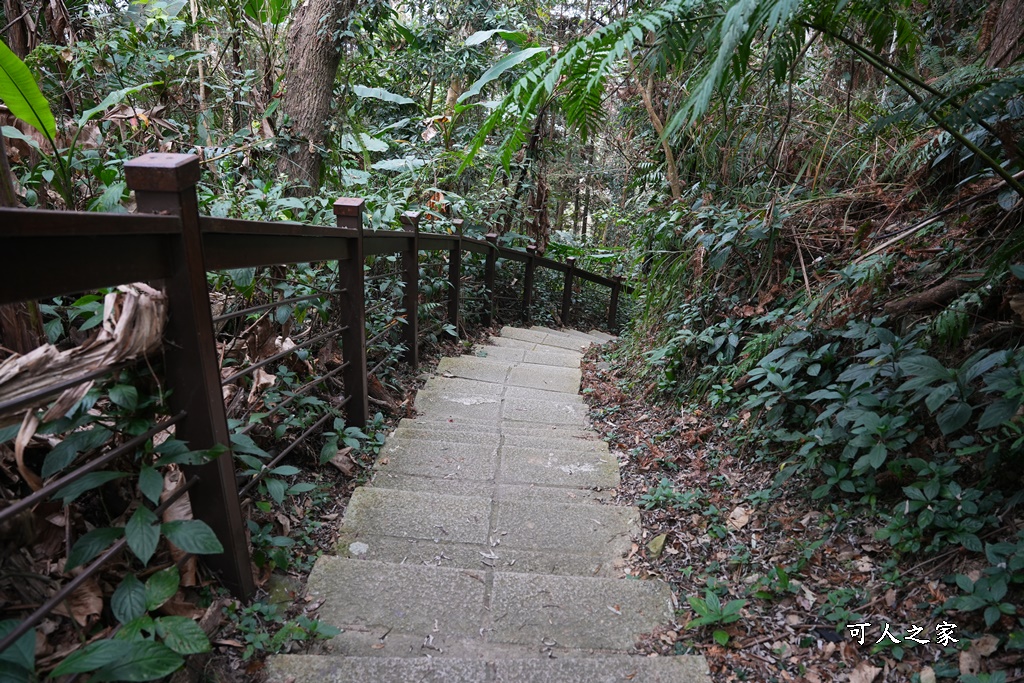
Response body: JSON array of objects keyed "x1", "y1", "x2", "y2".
[{"x1": 460, "y1": 0, "x2": 927, "y2": 178}]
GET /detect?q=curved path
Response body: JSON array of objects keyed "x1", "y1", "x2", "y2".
[{"x1": 268, "y1": 326, "x2": 710, "y2": 682}]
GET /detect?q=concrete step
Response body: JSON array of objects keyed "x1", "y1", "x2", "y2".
[
  {"x1": 266, "y1": 654, "x2": 711, "y2": 683},
  {"x1": 368, "y1": 471, "x2": 615, "y2": 504},
  {"x1": 587, "y1": 329, "x2": 617, "y2": 343},
  {"x1": 413, "y1": 389, "x2": 591, "y2": 427},
  {"x1": 499, "y1": 326, "x2": 592, "y2": 352},
  {"x1": 394, "y1": 419, "x2": 605, "y2": 445},
  {"x1": 374, "y1": 438, "x2": 616, "y2": 488},
  {"x1": 436, "y1": 356, "x2": 583, "y2": 394},
  {"x1": 484, "y1": 336, "x2": 585, "y2": 355},
  {"x1": 389, "y1": 425, "x2": 606, "y2": 450},
  {"x1": 530, "y1": 326, "x2": 609, "y2": 346},
  {"x1": 468, "y1": 345, "x2": 582, "y2": 368},
  {"x1": 335, "y1": 486, "x2": 633, "y2": 576},
  {"x1": 304, "y1": 558, "x2": 678, "y2": 654}
]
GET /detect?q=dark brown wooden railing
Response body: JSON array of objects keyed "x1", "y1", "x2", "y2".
[{"x1": 0, "y1": 153, "x2": 627, "y2": 656}]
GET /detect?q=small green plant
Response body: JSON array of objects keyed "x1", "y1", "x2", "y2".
[
  {"x1": 48, "y1": 567, "x2": 211, "y2": 681},
  {"x1": 685, "y1": 589, "x2": 746, "y2": 645},
  {"x1": 639, "y1": 478, "x2": 703, "y2": 510},
  {"x1": 226, "y1": 600, "x2": 340, "y2": 660}
]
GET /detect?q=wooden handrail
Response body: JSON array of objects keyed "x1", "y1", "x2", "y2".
[{"x1": 0, "y1": 152, "x2": 631, "y2": 626}]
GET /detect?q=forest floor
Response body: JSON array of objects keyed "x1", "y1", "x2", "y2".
[{"x1": 579, "y1": 345, "x2": 1024, "y2": 683}]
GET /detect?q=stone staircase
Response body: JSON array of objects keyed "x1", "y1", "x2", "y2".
[{"x1": 267, "y1": 326, "x2": 711, "y2": 683}]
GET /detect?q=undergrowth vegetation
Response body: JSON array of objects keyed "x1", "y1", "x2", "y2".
[{"x1": 2, "y1": 0, "x2": 1023, "y2": 679}]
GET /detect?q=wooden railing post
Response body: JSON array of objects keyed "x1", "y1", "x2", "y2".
[
  {"x1": 125, "y1": 153, "x2": 254, "y2": 599},
  {"x1": 448, "y1": 219, "x2": 463, "y2": 336},
  {"x1": 400, "y1": 211, "x2": 420, "y2": 369},
  {"x1": 483, "y1": 233, "x2": 498, "y2": 327},
  {"x1": 608, "y1": 274, "x2": 623, "y2": 331},
  {"x1": 523, "y1": 244, "x2": 537, "y2": 326},
  {"x1": 333, "y1": 198, "x2": 368, "y2": 428},
  {"x1": 562, "y1": 256, "x2": 576, "y2": 326}
]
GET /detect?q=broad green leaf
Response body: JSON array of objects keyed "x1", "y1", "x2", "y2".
[
  {"x1": 155, "y1": 616, "x2": 210, "y2": 654},
  {"x1": 116, "y1": 615, "x2": 156, "y2": 641},
  {"x1": 67, "y1": 527, "x2": 125, "y2": 569},
  {"x1": 56, "y1": 471, "x2": 128, "y2": 504},
  {"x1": 465, "y1": 29, "x2": 530, "y2": 46},
  {"x1": 231, "y1": 432, "x2": 269, "y2": 457},
  {"x1": 91, "y1": 640, "x2": 183, "y2": 682},
  {"x1": 112, "y1": 574, "x2": 146, "y2": 624},
  {"x1": 270, "y1": 465, "x2": 300, "y2": 476},
  {"x1": 978, "y1": 398, "x2": 1020, "y2": 430},
  {"x1": 713, "y1": 629, "x2": 729, "y2": 646},
  {"x1": 145, "y1": 566, "x2": 179, "y2": 611},
  {"x1": 0, "y1": 619, "x2": 35, "y2": 675},
  {"x1": 154, "y1": 442, "x2": 225, "y2": 467},
  {"x1": 924, "y1": 383, "x2": 955, "y2": 413},
  {"x1": 371, "y1": 157, "x2": 427, "y2": 171},
  {"x1": 1, "y1": 125, "x2": 42, "y2": 151},
  {"x1": 937, "y1": 402, "x2": 972, "y2": 435},
  {"x1": 266, "y1": 476, "x2": 287, "y2": 503},
  {"x1": 109, "y1": 385, "x2": 139, "y2": 410},
  {"x1": 138, "y1": 465, "x2": 163, "y2": 505},
  {"x1": 457, "y1": 48, "x2": 548, "y2": 104},
  {"x1": 352, "y1": 85, "x2": 415, "y2": 106},
  {"x1": 341, "y1": 132, "x2": 389, "y2": 153},
  {"x1": 43, "y1": 426, "x2": 113, "y2": 478},
  {"x1": 227, "y1": 267, "x2": 256, "y2": 291},
  {"x1": 0, "y1": 40, "x2": 55, "y2": 140},
  {"x1": 0, "y1": 663, "x2": 32, "y2": 683},
  {"x1": 161, "y1": 520, "x2": 224, "y2": 554},
  {"x1": 0, "y1": 424, "x2": 18, "y2": 444},
  {"x1": 126, "y1": 506, "x2": 160, "y2": 565},
  {"x1": 52, "y1": 640, "x2": 133, "y2": 676},
  {"x1": 243, "y1": 0, "x2": 289, "y2": 24},
  {"x1": 89, "y1": 181, "x2": 127, "y2": 213},
  {"x1": 77, "y1": 82, "x2": 160, "y2": 128}
]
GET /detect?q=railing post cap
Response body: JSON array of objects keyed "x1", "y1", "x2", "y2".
[
  {"x1": 451, "y1": 218, "x2": 464, "y2": 234},
  {"x1": 485, "y1": 232, "x2": 498, "y2": 242},
  {"x1": 567, "y1": 256, "x2": 577, "y2": 264},
  {"x1": 526, "y1": 244, "x2": 538, "y2": 253},
  {"x1": 125, "y1": 153, "x2": 200, "y2": 192},
  {"x1": 400, "y1": 211, "x2": 420, "y2": 231},
  {"x1": 333, "y1": 197, "x2": 365, "y2": 217}
]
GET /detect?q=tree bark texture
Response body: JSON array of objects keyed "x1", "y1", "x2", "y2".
[
  {"x1": 3, "y1": 0, "x2": 29, "y2": 58},
  {"x1": 980, "y1": 0, "x2": 1024, "y2": 68},
  {"x1": 628, "y1": 53, "x2": 681, "y2": 202},
  {"x1": 278, "y1": 0, "x2": 351, "y2": 191}
]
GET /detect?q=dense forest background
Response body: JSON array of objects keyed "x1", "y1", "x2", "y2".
[{"x1": 2, "y1": 0, "x2": 1024, "y2": 679}]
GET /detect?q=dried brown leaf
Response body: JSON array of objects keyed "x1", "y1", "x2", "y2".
[
  {"x1": 848, "y1": 660, "x2": 882, "y2": 683},
  {"x1": 52, "y1": 576, "x2": 102, "y2": 626}
]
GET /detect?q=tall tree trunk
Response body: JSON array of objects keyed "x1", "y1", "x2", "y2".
[
  {"x1": 3, "y1": 0, "x2": 29, "y2": 58},
  {"x1": 571, "y1": 183, "x2": 581, "y2": 234},
  {"x1": 628, "y1": 53, "x2": 681, "y2": 202},
  {"x1": 278, "y1": 0, "x2": 350, "y2": 192},
  {"x1": 980, "y1": 0, "x2": 1024, "y2": 67}
]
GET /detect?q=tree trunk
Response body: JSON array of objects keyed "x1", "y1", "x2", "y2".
[
  {"x1": 3, "y1": 0, "x2": 29, "y2": 58},
  {"x1": 980, "y1": 0, "x2": 1024, "y2": 67},
  {"x1": 278, "y1": 0, "x2": 350, "y2": 192},
  {"x1": 628, "y1": 53, "x2": 681, "y2": 202}
]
